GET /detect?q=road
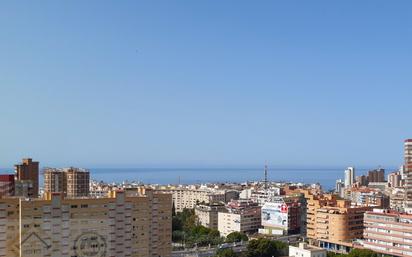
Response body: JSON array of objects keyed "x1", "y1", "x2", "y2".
[{"x1": 172, "y1": 245, "x2": 247, "y2": 257}]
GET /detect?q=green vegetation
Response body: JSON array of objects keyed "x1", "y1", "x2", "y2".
[
  {"x1": 216, "y1": 248, "x2": 237, "y2": 257},
  {"x1": 226, "y1": 232, "x2": 248, "y2": 243},
  {"x1": 327, "y1": 249, "x2": 378, "y2": 257},
  {"x1": 172, "y1": 208, "x2": 223, "y2": 248},
  {"x1": 244, "y1": 238, "x2": 288, "y2": 257}
]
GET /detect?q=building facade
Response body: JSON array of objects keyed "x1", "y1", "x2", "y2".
[
  {"x1": 158, "y1": 187, "x2": 229, "y2": 212},
  {"x1": 0, "y1": 188, "x2": 171, "y2": 257},
  {"x1": 344, "y1": 167, "x2": 355, "y2": 188},
  {"x1": 315, "y1": 200, "x2": 372, "y2": 245},
  {"x1": 217, "y1": 199, "x2": 261, "y2": 237},
  {"x1": 367, "y1": 169, "x2": 385, "y2": 183},
  {"x1": 304, "y1": 191, "x2": 337, "y2": 240},
  {"x1": 44, "y1": 167, "x2": 90, "y2": 198},
  {"x1": 260, "y1": 195, "x2": 301, "y2": 236},
  {"x1": 14, "y1": 158, "x2": 39, "y2": 198},
  {"x1": 289, "y1": 243, "x2": 327, "y2": 257},
  {"x1": 363, "y1": 209, "x2": 412, "y2": 257},
  {"x1": 389, "y1": 172, "x2": 404, "y2": 188},
  {"x1": 195, "y1": 203, "x2": 226, "y2": 229},
  {"x1": 0, "y1": 175, "x2": 15, "y2": 197},
  {"x1": 404, "y1": 139, "x2": 412, "y2": 213}
]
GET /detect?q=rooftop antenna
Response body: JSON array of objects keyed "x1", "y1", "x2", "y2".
[{"x1": 264, "y1": 161, "x2": 268, "y2": 192}]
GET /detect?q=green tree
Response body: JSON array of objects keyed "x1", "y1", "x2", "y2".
[
  {"x1": 216, "y1": 248, "x2": 236, "y2": 257},
  {"x1": 246, "y1": 238, "x2": 287, "y2": 257},
  {"x1": 209, "y1": 229, "x2": 220, "y2": 238},
  {"x1": 348, "y1": 249, "x2": 378, "y2": 257},
  {"x1": 226, "y1": 232, "x2": 248, "y2": 243},
  {"x1": 172, "y1": 215, "x2": 183, "y2": 231},
  {"x1": 172, "y1": 201, "x2": 176, "y2": 217}
]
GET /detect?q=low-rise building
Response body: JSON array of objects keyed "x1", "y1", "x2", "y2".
[
  {"x1": 195, "y1": 202, "x2": 226, "y2": 229},
  {"x1": 346, "y1": 187, "x2": 389, "y2": 208},
  {"x1": 260, "y1": 195, "x2": 302, "y2": 236},
  {"x1": 289, "y1": 243, "x2": 327, "y2": 257},
  {"x1": 218, "y1": 199, "x2": 261, "y2": 237},
  {"x1": 389, "y1": 188, "x2": 406, "y2": 212},
  {"x1": 250, "y1": 188, "x2": 281, "y2": 205},
  {"x1": 158, "y1": 186, "x2": 235, "y2": 212}
]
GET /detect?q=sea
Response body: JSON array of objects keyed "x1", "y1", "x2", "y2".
[{"x1": 0, "y1": 167, "x2": 395, "y2": 191}]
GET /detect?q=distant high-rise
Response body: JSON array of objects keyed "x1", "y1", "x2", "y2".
[
  {"x1": 43, "y1": 168, "x2": 66, "y2": 194},
  {"x1": 367, "y1": 168, "x2": 385, "y2": 183},
  {"x1": 404, "y1": 139, "x2": 412, "y2": 212},
  {"x1": 66, "y1": 167, "x2": 90, "y2": 198},
  {"x1": 335, "y1": 179, "x2": 344, "y2": 197},
  {"x1": 344, "y1": 167, "x2": 355, "y2": 188},
  {"x1": 14, "y1": 158, "x2": 39, "y2": 197},
  {"x1": 355, "y1": 175, "x2": 368, "y2": 186},
  {"x1": 43, "y1": 167, "x2": 89, "y2": 198},
  {"x1": 388, "y1": 171, "x2": 403, "y2": 188}
]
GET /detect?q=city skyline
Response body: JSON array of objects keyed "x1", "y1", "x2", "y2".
[{"x1": 1, "y1": 1, "x2": 412, "y2": 168}]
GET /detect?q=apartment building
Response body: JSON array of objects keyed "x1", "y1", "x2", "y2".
[
  {"x1": 260, "y1": 195, "x2": 302, "y2": 236},
  {"x1": 302, "y1": 189, "x2": 374, "y2": 253},
  {"x1": 367, "y1": 169, "x2": 385, "y2": 183},
  {"x1": 388, "y1": 171, "x2": 404, "y2": 188},
  {"x1": 315, "y1": 200, "x2": 373, "y2": 251},
  {"x1": 217, "y1": 199, "x2": 261, "y2": 237},
  {"x1": 389, "y1": 188, "x2": 406, "y2": 212},
  {"x1": 158, "y1": 186, "x2": 236, "y2": 212},
  {"x1": 195, "y1": 202, "x2": 226, "y2": 229},
  {"x1": 249, "y1": 188, "x2": 281, "y2": 205},
  {"x1": 44, "y1": 167, "x2": 90, "y2": 198},
  {"x1": 0, "y1": 188, "x2": 172, "y2": 257},
  {"x1": 14, "y1": 158, "x2": 39, "y2": 198},
  {"x1": 346, "y1": 187, "x2": 389, "y2": 208},
  {"x1": 363, "y1": 209, "x2": 412, "y2": 257},
  {"x1": 303, "y1": 190, "x2": 338, "y2": 240}
]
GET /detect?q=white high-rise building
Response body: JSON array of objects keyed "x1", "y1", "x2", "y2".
[
  {"x1": 344, "y1": 167, "x2": 355, "y2": 188},
  {"x1": 404, "y1": 139, "x2": 412, "y2": 213},
  {"x1": 335, "y1": 179, "x2": 344, "y2": 197}
]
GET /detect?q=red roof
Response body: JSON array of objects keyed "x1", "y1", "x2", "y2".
[{"x1": 0, "y1": 174, "x2": 15, "y2": 181}]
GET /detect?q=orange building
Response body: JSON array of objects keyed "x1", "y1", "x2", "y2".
[{"x1": 303, "y1": 190, "x2": 374, "y2": 253}]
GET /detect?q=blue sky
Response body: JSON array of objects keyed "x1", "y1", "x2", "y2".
[{"x1": 0, "y1": 1, "x2": 411, "y2": 168}]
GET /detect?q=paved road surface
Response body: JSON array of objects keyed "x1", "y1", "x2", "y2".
[{"x1": 172, "y1": 245, "x2": 247, "y2": 257}]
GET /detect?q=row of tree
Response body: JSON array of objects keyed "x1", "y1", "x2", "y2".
[
  {"x1": 216, "y1": 238, "x2": 288, "y2": 257},
  {"x1": 327, "y1": 249, "x2": 380, "y2": 257},
  {"x1": 172, "y1": 208, "x2": 250, "y2": 248},
  {"x1": 172, "y1": 208, "x2": 380, "y2": 257},
  {"x1": 172, "y1": 208, "x2": 223, "y2": 248}
]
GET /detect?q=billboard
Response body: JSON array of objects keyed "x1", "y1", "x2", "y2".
[{"x1": 261, "y1": 201, "x2": 288, "y2": 229}]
